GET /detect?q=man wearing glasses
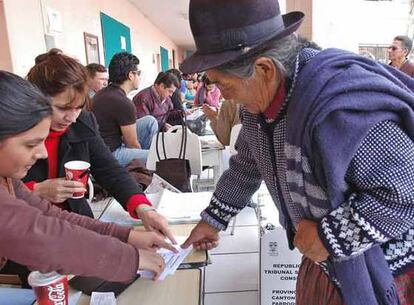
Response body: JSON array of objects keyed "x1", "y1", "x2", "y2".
[
  {"x1": 92, "y1": 52, "x2": 158, "y2": 167},
  {"x1": 388, "y1": 35, "x2": 414, "y2": 77}
]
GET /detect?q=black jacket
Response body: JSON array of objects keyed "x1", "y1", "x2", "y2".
[{"x1": 23, "y1": 111, "x2": 144, "y2": 217}]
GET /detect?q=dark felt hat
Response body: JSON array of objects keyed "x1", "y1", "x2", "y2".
[{"x1": 180, "y1": 0, "x2": 304, "y2": 74}]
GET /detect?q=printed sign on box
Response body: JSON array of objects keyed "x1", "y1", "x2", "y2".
[{"x1": 260, "y1": 227, "x2": 302, "y2": 305}]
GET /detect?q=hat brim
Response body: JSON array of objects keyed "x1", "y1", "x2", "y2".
[{"x1": 180, "y1": 11, "x2": 305, "y2": 74}]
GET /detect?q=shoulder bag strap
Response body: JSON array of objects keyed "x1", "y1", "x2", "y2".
[{"x1": 155, "y1": 127, "x2": 168, "y2": 161}]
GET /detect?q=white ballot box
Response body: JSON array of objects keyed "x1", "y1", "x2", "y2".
[
  {"x1": 257, "y1": 188, "x2": 302, "y2": 305},
  {"x1": 260, "y1": 226, "x2": 302, "y2": 305}
]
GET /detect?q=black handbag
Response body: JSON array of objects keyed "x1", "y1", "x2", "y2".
[{"x1": 155, "y1": 120, "x2": 192, "y2": 192}]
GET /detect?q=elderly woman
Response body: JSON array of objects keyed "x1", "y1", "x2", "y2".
[
  {"x1": 181, "y1": 1, "x2": 414, "y2": 304},
  {"x1": 0, "y1": 71, "x2": 175, "y2": 302}
]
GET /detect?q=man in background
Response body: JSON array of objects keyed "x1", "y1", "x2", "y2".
[
  {"x1": 388, "y1": 35, "x2": 414, "y2": 77},
  {"x1": 92, "y1": 52, "x2": 158, "y2": 167},
  {"x1": 133, "y1": 71, "x2": 179, "y2": 130},
  {"x1": 86, "y1": 63, "x2": 108, "y2": 97}
]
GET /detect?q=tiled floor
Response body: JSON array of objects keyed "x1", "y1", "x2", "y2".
[
  {"x1": 210, "y1": 225, "x2": 259, "y2": 255},
  {"x1": 204, "y1": 291, "x2": 258, "y2": 305}
]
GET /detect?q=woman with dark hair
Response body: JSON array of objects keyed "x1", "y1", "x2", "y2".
[
  {"x1": 24, "y1": 51, "x2": 171, "y2": 233},
  {"x1": 194, "y1": 74, "x2": 221, "y2": 108},
  {"x1": 34, "y1": 48, "x2": 63, "y2": 65},
  {"x1": 0, "y1": 71, "x2": 172, "y2": 303},
  {"x1": 9, "y1": 51, "x2": 175, "y2": 276}
]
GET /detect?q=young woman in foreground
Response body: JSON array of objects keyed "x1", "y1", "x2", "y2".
[{"x1": 0, "y1": 71, "x2": 174, "y2": 303}]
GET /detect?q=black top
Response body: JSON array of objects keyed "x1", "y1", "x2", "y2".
[
  {"x1": 171, "y1": 89, "x2": 184, "y2": 111},
  {"x1": 23, "y1": 111, "x2": 143, "y2": 217},
  {"x1": 92, "y1": 85, "x2": 137, "y2": 151}
]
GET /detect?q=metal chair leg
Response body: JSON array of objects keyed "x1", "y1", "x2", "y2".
[{"x1": 230, "y1": 216, "x2": 237, "y2": 236}]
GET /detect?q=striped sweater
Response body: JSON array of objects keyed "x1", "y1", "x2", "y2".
[{"x1": 201, "y1": 48, "x2": 414, "y2": 303}]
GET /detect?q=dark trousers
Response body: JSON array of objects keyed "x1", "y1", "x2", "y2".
[{"x1": 1, "y1": 260, "x2": 30, "y2": 288}]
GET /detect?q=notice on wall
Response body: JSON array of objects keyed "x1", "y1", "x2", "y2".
[
  {"x1": 260, "y1": 227, "x2": 302, "y2": 305},
  {"x1": 120, "y1": 36, "x2": 126, "y2": 50}
]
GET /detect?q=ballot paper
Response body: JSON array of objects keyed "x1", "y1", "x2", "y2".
[
  {"x1": 200, "y1": 136, "x2": 224, "y2": 150},
  {"x1": 69, "y1": 291, "x2": 82, "y2": 305},
  {"x1": 144, "y1": 173, "x2": 181, "y2": 195},
  {"x1": 99, "y1": 189, "x2": 212, "y2": 226},
  {"x1": 186, "y1": 108, "x2": 204, "y2": 121},
  {"x1": 90, "y1": 292, "x2": 116, "y2": 305},
  {"x1": 139, "y1": 236, "x2": 192, "y2": 281},
  {"x1": 156, "y1": 189, "x2": 212, "y2": 223},
  {"x1": 99, "y1": 199, "x2": 141, "y2": 226}
]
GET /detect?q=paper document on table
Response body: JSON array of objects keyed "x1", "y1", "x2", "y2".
[
  {"x1": 90, "y1": 292, "x2": 116, "y2": 305},
  {"x1": 200, "y1": 134, "x2": 224, "y2": 150},
  {"x1": 186, "y1": 108, "x2": 204, "y2": 121},
  {"x1": 156, "y1": 189, "x2": 212, "y2": 223},
  {"x1": 200, "y1": 138, "x2": 224, "y2": 150},
  {"x1": 69, "y1": 291, "x2": 82, "y2": 305},
  {"x1": 139, "y1": 236, "x2": 192, "y2": 281},
  {"x1": 145, "y1": 173, "x2": 181, "y2": 194},
  {"x1": 99, "y1": 199, "x2": 141, "y2": 226}
]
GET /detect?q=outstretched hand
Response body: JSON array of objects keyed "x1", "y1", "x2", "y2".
[
  {"x1": 136, "y1": 205, "x2": 177, "y2": 245},
  {"x1": 138, "y1": 249, "x2": 165, "y2": 281},
  {"x1": 182, "y1": 221, "x2": 220, "y2": 250},
  {"x1": 128, "y1": 230, "x2": 178, "y2": 253}
]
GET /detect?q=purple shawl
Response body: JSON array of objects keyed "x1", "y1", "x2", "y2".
[{"x1": 287, "y1": 48, "x2": 414, "y2": 305}]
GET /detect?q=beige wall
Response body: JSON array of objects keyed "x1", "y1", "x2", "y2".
[
  {"x1": 286, "y1": 0, "x2": 313, "y2": 40},
  {"x1": 312, "y1": 0, "x2": 410, "y2": 52},
  {"x1": 2, "y1": 0, "x2": 183, "y2": 89},
  {"x1": 0, "y1": 0, "x2": 13, "y2": 71},
  {"x1": 312, "y1": 0, "x2": 360, "y2": 51}
]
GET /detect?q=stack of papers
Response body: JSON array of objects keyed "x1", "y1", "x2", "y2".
[
  {"x1": 69, "y1": 291, "x2": 82, "y2": 305},
  {"x1": 199, "y1": 134, "x2": 224, "y2": 150},
  {"x1": 145, "y1": 174, "x2": 181, "y2": 195},
  {"x1": 89, "y1": 292, "x2": 116, "y2": 305},
  {"x1": 200, "y1": 138, "x2": 224, "y2": 150},
  {"x1": 90, "y1": 292, "x2": 116, "y2": 305},
  {"x1": 99, "y1": 199, "x2": 141, "y2": 226},
  {"x1": 139, "y1": 236, "x2": 192, "y2": 281},
  {"x1": 98, "y1": 189, "x2": 212, "y2": 226},
  {"x1": 186, "y1": 108, "x2": 204, "y2": 121},
  {"x1": 156, "y1": 189, "x2": 212, "y2": 223}
]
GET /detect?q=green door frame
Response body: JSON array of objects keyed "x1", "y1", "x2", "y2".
[
  {"x1": 100, "y1": 12, "x2": 132, "y2": 67},
  {"x1": 160, "y1": 46, "x2": 169, "y2": 72}
]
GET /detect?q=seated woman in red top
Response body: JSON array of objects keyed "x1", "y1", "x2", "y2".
[
  {"x1": 23, "y1": 51, "x2": 173, "y2": 238},
  {"x1": 0, "y1": 71, "x2": 175, "y2": 294}
]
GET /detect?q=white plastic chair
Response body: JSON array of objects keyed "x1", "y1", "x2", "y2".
[
  {"x1": 228, "y1": 124, "x2": 242, "y2": 155},
  {"x1": 166, "y1": 125, "x2": 185, "y2": 134},
  {"x1": 146, "y1": 128, "x2": 202, "y2": 176},
  {"x1": 222, "y1": 123, "x2": 242, "y2": 173},
  {"x1": 228, "y1": 124, "x2": 242, "y2": 235}
]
